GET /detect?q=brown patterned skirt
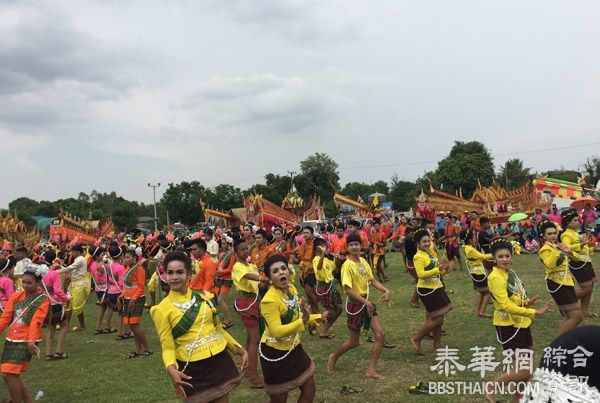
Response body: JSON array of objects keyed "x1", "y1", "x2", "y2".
[
  {"x1": 260, "y1": 344, "x2": 315, "y2": 395},
  {"x1": 496, "y1": 326, "x2": 532, "y2": 352},
  {"x1": 547, "y1": 280, "x2": 580, "y2": 313},
  {"x1": 176, "y1": 349, "x2": 241, "y2": 403},
  {"x1": 569, "y1": 262, "x2": 597, "y2": 287},
  {"x1": 417, "y1": 287, "x2": 452, "y2": 318}
]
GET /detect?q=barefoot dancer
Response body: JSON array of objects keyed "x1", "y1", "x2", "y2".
[
  {"x1": 312, "y1": 238, "x2": 341, "y2": 339},
  {"x1": 410, "y1": 229, "x2": 453, "y2": 355},
  {"x1": 461, "y1": 229, "x2": 492, "y2": 317},
  {"x1": 486, "y1": 238, "x2": 551, "y2": 403},
  {"x1": 150, "y1": 251, "x2": 248, "y2": 402},
  {"x1": 328, "y1": 233, "x2": 392, "y2": 380},
  {"x1": 259, "y1": 255, "x2": 322, "y2": 402},
  {"x1": 538, "y1": 220, "x2": 583, "y2": 334},
  {"x1": 560, "y1": 209, "x2": 596, "y2": 317}
]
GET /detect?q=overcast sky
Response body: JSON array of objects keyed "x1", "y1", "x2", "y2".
[{"x1": 2, "y1": 0, "x2": 600, "y2": 208}]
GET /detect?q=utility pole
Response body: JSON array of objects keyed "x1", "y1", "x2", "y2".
[{"x1": 148, "y1": 183, "x2": 161, "y2": 231}]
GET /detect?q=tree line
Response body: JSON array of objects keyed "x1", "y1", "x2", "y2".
[{"x1": 7, "y1": 142, "x2": 600, "y2": 229}]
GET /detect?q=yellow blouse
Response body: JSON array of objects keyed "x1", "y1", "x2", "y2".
[
  {"x1": 150, "y1": 289, "x2": 242, "y2": 369},
  {"x1": 539, "y1": 243, "x2": 575, "y2": 286},
  {"x1": 341, "y1": 257, "x2": 373, "y2": 296},
  {"x1": 488, "y1": 267, "x2": 535, "y2": 328},
  {"x1": 260, "y1": 285, "x2": 321, "y2": 350},
  {"x1": 560, "y1": 229, "x2": 591, "y2": 263},
  {"x1": 463, "y1": 245, "x2": 492, "y2": 275},
  {"x1": 232, "y1": 262, "x2": 259, "y2": 294},
  {"x1": 413, "y1": 249, "x2": 444, "y2": 290},
  {"x1": 312, "y1": 256, "x2": 335, "y2": 283}
]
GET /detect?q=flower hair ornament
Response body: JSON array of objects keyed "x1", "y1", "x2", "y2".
[{"x1": 24, "y1": 263, "x2": 50, "y2": 279}]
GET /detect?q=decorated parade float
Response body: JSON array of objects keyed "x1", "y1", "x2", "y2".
[
  {"x1": 418, "y1": 178, "x2": 554, "y2": 223},
  {"x1": 0, "y1": 211, "x2": 41, "y2": 248},
  {"x1": 48, "y1": 210, "x2": 115, "y2": 245},
  {"x1": 202, "y1": 191, "x2": 324, "y2": 230}
]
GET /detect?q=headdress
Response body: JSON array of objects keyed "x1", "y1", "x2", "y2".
[
  {"x1": 490, "y1": 238, "x2": 513, "y2": 255},
  {"x1": 24, "y1": 263, "x2": 49, "y2": 279}
]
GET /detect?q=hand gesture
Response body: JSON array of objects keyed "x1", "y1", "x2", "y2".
[
  {"x1": 526, "y1": 295, "x2": 540, "y2": 306},
  {"x1": 236, "y1": 347, "x2": 249, "y2": 372},
  {"x1": 301, "y1": 302, "x2": 311, "y2": 323},
  {"x1": 536, "y1": 301, "x2": 552, "y2": 315},
  {"x1": 167, "y1": 366, "x2": 193, "y2": 400},
  {"x1": 316, "y1": 245, "x2": 326, "y2": 255},
  {"x1": 379, "y1": 290, "x2": 392, "y2": 308},
  {"x1": 28, "y1": 342, "x2": 40, "y2": 359}
]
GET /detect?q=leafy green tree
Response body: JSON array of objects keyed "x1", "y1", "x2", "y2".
[
  {"x1": 341, "y1": 182, "x2": 373, "y2": 201},
  {"x1": 207, "y1": 184, "x2": 244, "y2": 211},
  {"x1": 389, "y1": 174, "x2": 418, "y2": 211},
  {"x1": 294, "y1": 153, "x2": 340, "y2": 201},
  {"x1": 265, "y1": 173, "x2": 292, "y2": 198},
  {"x1": 433, "y1": 141, "x2": 495, "y2": 198},
  {"x1": 160, "y1": 181, "x2": 208, "y2": 225},
  {"x1": 583, "y1": 156, "x2": 600, "y2": 186},
  {"x1": 8, "y1": 197, "x2": 39, "y2": 216},
  {"x1": 111, "y1": 203, "x2": 137, "y2": 229},
  {"x1": 497, "y1": 158, "x2": 532, "y2": 190}
]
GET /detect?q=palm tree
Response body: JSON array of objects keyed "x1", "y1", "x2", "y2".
[{"x1": 498, "y1": 159, "x2": 532, "y2": 191}]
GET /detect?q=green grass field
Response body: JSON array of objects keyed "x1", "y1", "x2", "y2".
[{"x1": 4, "y1": 252, "x2": 600, "y2": 402}]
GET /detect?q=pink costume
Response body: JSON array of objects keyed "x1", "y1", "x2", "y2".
[
  {"x1": 0, "y1": 276, "x2": 15, "y2": 311},
  {"x1": 107, "y1": 262, "x2": 124, "y2": 295},
  {"x1": 91, "y1": 261, "x2": 108, "y2": 293},
  {"x1": 42, "y1": 269, "x2": 69, "y2": 305}
]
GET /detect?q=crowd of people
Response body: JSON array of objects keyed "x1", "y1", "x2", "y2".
[{"x1": 0, "y1": 202, "x2": 598, "y2": 402}]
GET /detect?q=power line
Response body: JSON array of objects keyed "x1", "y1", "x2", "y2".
[{"x1": 339, "y1": 141, "x2": 600, "y2": 171}]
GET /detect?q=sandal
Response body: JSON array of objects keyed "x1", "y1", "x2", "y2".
[
  {"x1": 45, "y1": 354, "x2": 54, "y2": 361},
  {"x1": 94, "y1": 329, "x2": 104, "y2": 335},
  {"x1": 341, "y1": 385, "x2": 362, "y2": 394},
  {"x1": 222, "y1": 322, "x2": 233, "y2": 330},
  {"x1": 128, "y1": 351, "x2": 143, "y2": 359},
  {"x1": 143, "y1": 350, "x2": 153, "y2": 356},
  {"x1": 53, "y1": 352, "x2": 68, "y2": 360},
  {"x1": 308, "y1": 324, "x2": 317, "y2": 336},
  {"x1": 103, "y1": 327, "x2": 117, "y2": 334},
  {"x1": 383, "y1": 342, "x2": 397, "y2": 349},
  {"x1": 116, "y1": 332, "x2": 132, "y2": 340}
]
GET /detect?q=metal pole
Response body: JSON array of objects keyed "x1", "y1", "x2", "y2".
[{"x1": 148, "y1": 183, "x2": 161, "y2": 231}]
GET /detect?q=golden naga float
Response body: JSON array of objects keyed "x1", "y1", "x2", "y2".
[
  {"x1": 419, "y1": 178, "x2": 553, "y2": 223},
  {"x1": 201, "y1": 192, "x2": 324, "y2": 230},
  {"x1": 49, "y1": 210, "x2": 115, "y2": 245},
  {"x1": 0, "y1": 211, "x2": 41, "y2": 248}
]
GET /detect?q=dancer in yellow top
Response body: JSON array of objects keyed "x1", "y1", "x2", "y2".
[
  {"x1": 259, "y1": 254, "x2": 322, "y2": 402},
  {"x1": 560, "y1": 209, "x2": 596, "y2": 317},
  {"x1": 410, "y1": 228, "x2": 453, "y2": 355},
  {"x1": 486, "y1": 238, "x2": 551, "y2": 403},
  {"x1": 538, "y1": 220, "x2": 583, "y2": 334},
  {"x1": 327, "y1": 233, "x2": 392, "y2": 380},
  {"x1": 461, "y1": 229, "x2": 492, "y2": 317},
  {"x1": 150, "y1": 251, "x2": 248, "y2": 402}
]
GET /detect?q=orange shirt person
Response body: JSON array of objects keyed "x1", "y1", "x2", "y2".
[
  {"x1": 249, "y1": 229, "x2": 272, "y2": 270},
  {"x1": 120, "y1": 250, "x2": 151, "y2": 357},
  {"x1": 188, "y1": 238, "x2": 218, "y2": 293},
  {"x1": 0, "y1": 263, "x2": 50, "y2": 403}
]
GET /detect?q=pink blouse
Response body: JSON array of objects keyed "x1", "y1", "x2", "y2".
[
  {"x1": 91, "y1": 261, "x2": 108, "y2": 292},
  {"x1": 0, "y1": 276, "x2": 15, "y2": 309},
  {"x1": 42, "y1": 269, "x2": 69, "y2": 304},
  {"x1": 107, "y1": 262, "x2": 125, "y2": 295}
]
